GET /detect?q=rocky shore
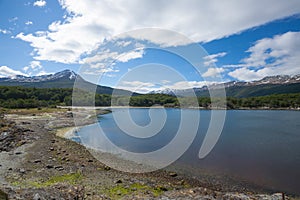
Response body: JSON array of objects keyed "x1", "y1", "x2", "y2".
[{"x1": 0, "y1": 108, "x2": 295, "y2": 199}]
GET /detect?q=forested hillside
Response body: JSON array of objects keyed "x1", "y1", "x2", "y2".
[{"x1": 0, "y1": 86, "x2": 299, "y2": 109}]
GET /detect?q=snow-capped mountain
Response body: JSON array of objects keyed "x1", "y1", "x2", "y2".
[
  {"x1": 0, "y1": 69, "x2": 76, "y2": 83},
  {"x1": 248, "y1": 74, "x2": 300, "y2": 85},
  {"x1": 150, "y1": 74, "x2": 300, "y2": 97},
  {"x1": 0, "y1": 69, "x2": 137, "y2": 95},
  {"x1": 0, "y1": 69, "x2": 80, "y2": 88}
]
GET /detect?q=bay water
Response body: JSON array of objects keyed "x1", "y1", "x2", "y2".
[{"x1": 74, "y1": 109, "x2": 300, "y2": 194}]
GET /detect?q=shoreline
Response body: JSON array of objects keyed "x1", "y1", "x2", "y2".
[
  {"x1": 59, "y1": 105, "x2": 300, "y2": 111},
  {"x1": 55, "y1": 126, "x2": 78, "y2": 138}
]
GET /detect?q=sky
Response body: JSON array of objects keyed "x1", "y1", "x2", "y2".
[{"x1": 0, "y1": 0, "x2": 300, "y2": 93}]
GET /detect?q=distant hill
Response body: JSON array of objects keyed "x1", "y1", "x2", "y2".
[
  {"x1": 150, "y1": 74, "x2": 300, "y2": 98},
  {"x1": 0, "y1": 70, "x2": 137, "y2": 96}
]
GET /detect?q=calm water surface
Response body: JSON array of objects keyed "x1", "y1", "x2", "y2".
[{"x1": 75, "y1": 109, "x2": 300, "y2": 194}]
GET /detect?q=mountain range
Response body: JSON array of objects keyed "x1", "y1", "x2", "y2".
[
  {"x1": 0, "y1": 70, "x2": 135, "y2": 96},
  {"x1": 151, "y1": 74, "x2": 300, "y2": 98},
  {"x1": 0, "y1": 70, "x2": 300, "y2": 98}
]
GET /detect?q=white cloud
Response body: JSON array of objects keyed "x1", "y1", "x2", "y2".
[
  {"x1": 229, "y1": 31, "x2": 300, "y2": 81},
  {"x1": 0, "y1": 29, "x2": 10, "y2": 34},
  {"x1": 30, "y1": 61, "x2": 42, "y2": 70},
  {"x1": 15, "y1": 0, "x2": 300, "y2": 64},
  {"x1": 23, "y1": 66, "x2": 29, "y2": 72},
  {"x1": 0, "y1": 66, "x2": 27, "y2": 77},
  {"x1": 168, "y1": 81, "x2": 212, "y2": 90},
  {"x1": 161, "y1": 80, "x2": 170, "y2": 84},
  {"x1": 116, "y1": 40, "x2": 132, "y2": 47},
  {"x1": 23, "y1": 61, "x2": 42, "y2": 72},
  {"x1": 83, "y1": 67, "x2": 119, "y2": 75},
  {"x1": 117, "y1": 80, "x2": 218, "y2": 93},
  {"x1": 117, "y1": 81, "x2": 156, "y2": 93},
  {"x1": 25, "y1": 21, "x2": 33, "y2": 25},
  {"x1": 203, "y1": 52, "x2": 227, "y2": 67},
  {"x1": 203, "y1": 68, "x2": 225, "y2": 77},
  {"x1": 22, "y1": 61, "x2": 46, "y2": 76},
  {"x1": 116, "y1": 49, "x2": 144, "y2": 63},
  {"x1": 35, "y1": 70, "x2": 52, "y2": 76},
  {"x1": 81, "y1": 49, "x2": 143, "y2": 77},
  {"x1": 84, "y1": 49, "x2": 144, "y2": 65},
  {"x1": 121, "y1": 81, "x2": 155, "y2": 87},
  {"x1": 83, "y1": 50, "x2": 118, "y2": 65},
  {"x1": 33, "y1": 0, "x2": 46, "y2": 7},
  {"x1": 228, "y1": 68, "x2": 263, "y2": 81},
  {"x1": 8, "y1": 17, "x2": 18, "y2": 22}
]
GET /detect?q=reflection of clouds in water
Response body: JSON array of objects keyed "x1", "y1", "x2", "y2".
[
  {"x1": 78, "y1": 125, "x2": 109, "y2": 152},
  {"x1": 76, "y1": 109, "x2": 200, "y2": 172},
  {"x1": 112, "y1": 106, "x2": 167, "y2": 139}
]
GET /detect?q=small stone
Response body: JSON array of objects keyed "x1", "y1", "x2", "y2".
[
  {"x1": 87, "y1": 159, "x2": 93, "y2": 162},
  {"x1": 49, "y1": 147, "x2": 54, "y2": 151},
  {"x1": 55, "y1": 166, "x2": 64, "y2": 171},
  {"x1": 19, "y1": 168, "x2": 26, "y2": 174},
  {"x1": 145, "y1": 190, "x2": 151, "y2": 194},
  {"x1": 177, "y1": 180, "x2": 185, "y2": 185},
  {"x1": 8, "y1": 168, "x2": 12, "y2": 171},
  {"x1": 156, "y1": 185, "x2": 168, "y2": 191},
  {"x1": 104, "y1": 166, "x2": 111, "y2": 170},
  {"x1": 115, "y1": 179, "x2": 122, "y2": 184},
  {"x1": 116, "y1": 190, "x2": 122, "y2": 195},
  {"x1": 189, "y1": 189, "x2": 195, "y2": 194},
  {"x1": 18, "y1": 140, "x2": 26, "y2": 146},
  {"x1": 169, "y1": 172, "x2": 177, "y2": 177},
  {"x1": 33, "y1": 159, "x2": 41, "y2": 163},
  {"x1": 15, "y1": 152, "x2": 22, "y2": 155},
  {"x1": 46, "y1": 165, "x2": 54, "y2": 169},
  {"x1": 33, "y1": 193, "x2": 41, "y2": 200}
]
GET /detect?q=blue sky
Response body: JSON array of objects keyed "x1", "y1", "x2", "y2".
[{"x1": 0, "y1": 0, "x2": 300, "y2": 93}]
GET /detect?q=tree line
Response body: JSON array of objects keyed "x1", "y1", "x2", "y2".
[{"x1": 0, "y1": 86, "x2": 299, "y2": 109}]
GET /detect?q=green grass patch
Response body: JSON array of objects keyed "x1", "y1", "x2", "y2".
[
  {"x1": 6, "y1": 107, "x2": 68, "y2": 115},
  {"x1": 105, "y1": 182, "x2": 166, "y2": 198},
  {"x1": 10, "y1": 172, "x2": 82, "y2": 188},
  {"x1": 41, "y1": 172, "x2": 82, "y2": 187}
]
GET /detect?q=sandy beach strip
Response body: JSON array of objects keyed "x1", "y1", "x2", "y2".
[{"x1": 55, "y1": 126, "x2": 80, "y2": 139}]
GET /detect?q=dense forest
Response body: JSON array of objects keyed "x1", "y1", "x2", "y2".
[{"x1": 0, "y1": 86, "x2": 299, "y2": 109}]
